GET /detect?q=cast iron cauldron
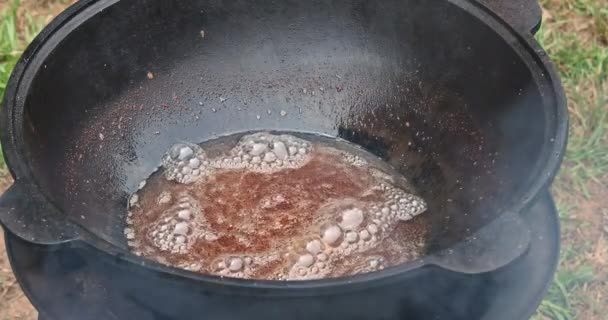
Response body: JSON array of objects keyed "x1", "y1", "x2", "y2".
[
  {"x1": 0, "y1": 0, "x2": 567, "y2": 319},
  {"x1": 6, "y1": 193, "x2": 562, "y2": 320}
]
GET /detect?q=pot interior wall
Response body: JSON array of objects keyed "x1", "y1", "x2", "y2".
[{"x1": 20, "y1": 0, "x2": 548, "y2": 254}]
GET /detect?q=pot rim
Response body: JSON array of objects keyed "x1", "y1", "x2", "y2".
[{"x1": 0, "y1": 0, "x2": 567, "y2": 293}]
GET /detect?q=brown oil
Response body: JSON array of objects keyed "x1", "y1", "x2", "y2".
[{"x1": 125, "y1": 132, "x2": 429, "y2": 280}]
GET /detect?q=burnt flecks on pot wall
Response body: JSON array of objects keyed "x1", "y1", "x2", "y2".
[{"x1": 13, "y1": 0, "x2": 556, "y2": 264}]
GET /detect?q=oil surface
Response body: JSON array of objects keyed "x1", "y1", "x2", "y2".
[{"x1": 125, "y1": 132, "x2": 428, "y2": 280}]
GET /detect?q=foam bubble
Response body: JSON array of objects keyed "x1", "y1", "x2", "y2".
[
  {"x1": 359, "y1": 230, "x2": 371, "y2": 241},
  {"x1": 189, "y1": 158, "x2": 201, "y2": 169},
  {"x1": 162, "y1": 143, "x2": 208, "y2": 184},
  {"x1": 306, "y1": 240, "x2": 323, "y2": 254},
  {"x1": 273, "y1": 141, "x2": 288, "y2": 160},
  {"x1": 174, "y1": 222, "x2": 189, "y2": 235},
  {"x1": 367, "y1": 224, "x2": 378, "y2": 234},
  {"x1": 263, "y1": 152, "x2": 277, "y2": 163},
  {"x1": 177, "y1": 209, "x2": 192, "y2": 220},
  {"x1": 339, "y1": 208, "x2": 364, "y2": 230},
  {"x1": 250, "y1": 144, "x2": 267, "y2": 156},
  {"x1": 229, "y1": 132, "x2": 313, "y2": 173},
  {"x1": 369, "y1": 259, "x2": 379, "y2": 268},
  {"x1": 297, "y1": 254, "x2": 315, "y2": 267},
  {"x1": 157, "y1": 192, "x2": 172, "y2": 205},
  {"x1": 128, "y1": 132, "x2": 428, "y2": 280},
  {"x1": 322, "y1": 226, "x2": 342, "y2": 245},
  {"x1": 178, "y1": 146, "x2": 194, "y2": 160},
  {"x1": 129, "y1": 194, "x2": 139, "y2": 208},
  {"x1": 345, "y1": 232, "x2": 358, "y2": 243},
  {"x1": 229, "y1": 257, "x2": 244, "y2": 272}
]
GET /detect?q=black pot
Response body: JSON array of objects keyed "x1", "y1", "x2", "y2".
[
  {"x1": 5, "y1": 193, "x2": 560, "y2": 320},
  {"x1": 0, "y1": 0, "x2": 567, "y2": 319}
]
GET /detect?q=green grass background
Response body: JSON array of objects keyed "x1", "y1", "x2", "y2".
[{"x1": 1, "y1": 0, "x2": 607, "y2": 319}]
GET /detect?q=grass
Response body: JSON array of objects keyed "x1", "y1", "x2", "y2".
[
  {"x1": 0, "y1": 4, "x2": 70, "y2": 320},
  {"x1": 0, "y1": 0, "x2": 49, "y2": 174},
  {"x1": 0, "y1": 0, "x2": 606, "y2": 319},
  {"x1": 537, "y1": 7, "x2": 608, "y2": 199},
  {"x1": 0, "y1": 1, "x2": 48, "y2": 100},
  {"x1": 0, "y1": 2, "x2": 20, "y2": 101},
  {"x1": 0, "y1": 2, "x2": 21, "y2": 175},
  {"x1": 537, "y1": 263, "x2": 594, "y2": 320},
  {"x1": 1, "y1": 2, "x2": 46, "y2": 60},
  {"x1": 534, "y1": 0, "x2": 608, "y2": 319}
]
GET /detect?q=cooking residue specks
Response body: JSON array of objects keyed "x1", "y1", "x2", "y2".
[{"x1": 126, "y1": 132, "x2": 429, "y2": 280}]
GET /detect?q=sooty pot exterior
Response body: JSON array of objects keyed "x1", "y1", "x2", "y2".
[
  {"x1": 0, "y1": 0, "x2": 566, "y2": 317},
  {"x1": 6, "y1": 192, "x2": 560, "y2": 320}
]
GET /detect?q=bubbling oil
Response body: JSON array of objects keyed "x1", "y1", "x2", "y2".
[{"x1": 125, "y1": 132, "x2": 429, "y2": 280}]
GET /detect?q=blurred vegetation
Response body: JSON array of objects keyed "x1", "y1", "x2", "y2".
[{"x1": 0, "y1": 0, "x2": 606, "y2": 319}]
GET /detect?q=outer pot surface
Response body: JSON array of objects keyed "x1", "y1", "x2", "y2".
[
  {"x1": 0, "y1": 0, "x2": 566, "y2": 294},
  {"x1": 6, "y1": 193, "x2": 559, "y2": 320}
]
